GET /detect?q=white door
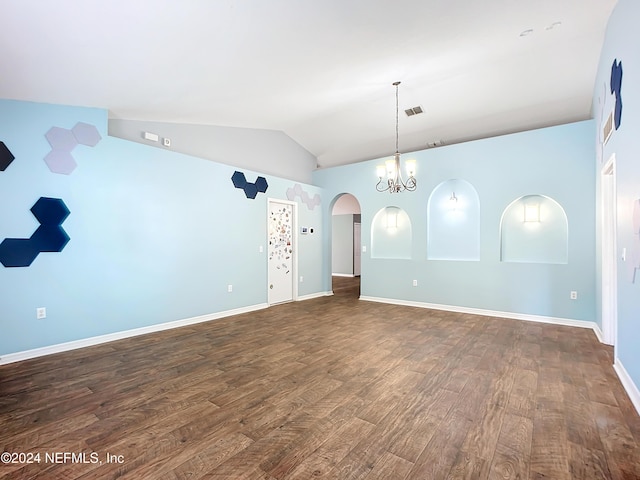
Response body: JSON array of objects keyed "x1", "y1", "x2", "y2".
[
  {"x1": 353, "y1": 222, "x2": 361, "y2": 276},
  {"x1": 268, "y1": 200, "x2": 296, "y2": 304},
  {"x1": 602, "y1": 155, "x2": 617, "y2": 347}
]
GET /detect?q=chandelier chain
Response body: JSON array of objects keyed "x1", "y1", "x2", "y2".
[
  {"x1": 395, "y1": 82, "x2": 399, "y2": 154},
  {"x1": 375, "y1": 81, "x2": 417, "y2": 193}
]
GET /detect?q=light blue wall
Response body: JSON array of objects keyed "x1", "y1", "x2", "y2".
[
  {"x1": 314, "y1": 120, "x2": 596, "y2": 321},
  {"x1": 594, "y1": 0, "x2": 640, "y2": 387},
  {"x1": 0, "y1": 100, "x2": 323, "y2": 356}
]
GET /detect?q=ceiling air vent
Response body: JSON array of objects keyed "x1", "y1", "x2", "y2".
[{"x1": 404, "y1": 106, "x2": 423, "y2": 117}]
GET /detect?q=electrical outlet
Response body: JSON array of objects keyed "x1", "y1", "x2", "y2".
[
  {"x1": 362, "y1": 246, "x2": 367, "y2": 253},
  {"x1": 300, "y1": 276, "x2": 304, "y2": 283},
  {"x1": 36, "y1": 307, "x2": 46, "y2": 319},
  {"x1": 227, "y1": 284, "x2": 233, "y2": 293},
  {"x1": 412, "y1": 280, "x2": 418, "y2": 287},
  {"x1": 570, "y1": 291, "x2": 578, "y2": 300}
]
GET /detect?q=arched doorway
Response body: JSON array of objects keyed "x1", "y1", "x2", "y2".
[{"x1": 331, "y1": 193, "x2": 361, "y2": 297}]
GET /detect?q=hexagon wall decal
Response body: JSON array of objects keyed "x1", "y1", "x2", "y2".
[
  {"x1": 254, "y1": 176, "x2": 268, "y2": 193},
  {"x1": 231, "y1": 170, "x2": 269, "y2": 199},
  {"x1": 231, "y1": 171, "x2": 247, "y2": 189},
  {"x1": 611, "y1": 59, "x2": 623, "y2": 130},
  {"x1": 0, "y1": 197, "x2": 71, "y2": 268},
  {"x1": 44, "y1": 150, "x2": 78, "y2": 175},
  {"x1": 72, "y1": 122, "x2": 102, "y2": 147},
  {"x1": 286, "y1": 183, "x2": 321, "y2": 210},
  {"x1": 30, "y1": 196, "x2": 70, "y2": 226},
  {"x1": 0, "y1": 239, "x2": 40, "y2": 268},
  {"x1": 43, "y1": 122, "x2": 102, "y2": 175},
  {"x1": 45, "y1": 126, "x2": 78, "y2": 151},
  {"x1": 0, "y1": 141, "x2": 15, "y2": 171}
]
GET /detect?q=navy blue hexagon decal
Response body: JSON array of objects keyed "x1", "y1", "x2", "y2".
[
  {"x1": 231, "y1": 171, "x2": 269, "y2": 199},
  {"x1": 255, "y1": 176, "x2": 268, "y2": 193},
  {"x1": 30, "y1": 225, "x2": 70, "y2": 252},
  {"x1": 244, "y1": 183, "x2": 259, "y2": 199},
  {"x1": 231, "y1": 171, "x2": 247, "y2": 189},
  {"x1": 0, "y1": 197, "x2": 71, "y2": 267},
  {"x1": 0, "y1": 141, "x2": 15, "y2": 171},
  {"x1": 0, "y1": 239, "x2": 40, "y2": 268},
  {"x1": 611, "y1": 59, "x2": 623, "y2": 130},
  {"x1": 31, "y1": 197, "x2": 70, "y2": 225}
]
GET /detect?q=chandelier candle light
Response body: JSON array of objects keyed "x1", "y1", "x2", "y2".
[{"x1": 376, "y1": 81, "x2": 417, "y2": 193}]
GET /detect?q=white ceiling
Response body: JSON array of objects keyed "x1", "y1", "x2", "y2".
[{"x1": 0, "y1": 0, "x2": 617, "y2": 168}]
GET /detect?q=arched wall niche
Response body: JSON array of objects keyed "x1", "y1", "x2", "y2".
[
  {"x1": 371, "y1": 206, "x2": 412, "y2": 259},
  {"x1": 500, "y1": 194, "x2": 568, "y2": 264},
  {"x1": 427, "y1": 178, "x2": 480, "y2": 261}
]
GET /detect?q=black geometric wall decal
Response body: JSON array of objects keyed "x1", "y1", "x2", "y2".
[
  {"x1": 611, "y1": 59, "x2": 623, "y2": 130},
  {"x1": 0, "y1": 197, "x2": 71, "y2": 267},
  {"x1": 0, "y1": 141, "x2": 15, "y2": 171},
  {"x1": 231, "y1": 170, "x2": 269, "y2": 199}
]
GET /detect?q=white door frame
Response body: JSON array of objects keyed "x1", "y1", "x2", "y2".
[
  {"x1": 601, "y1": 154, "x2": 617, "y2": 347},
  {"x1": 267, "y1": 198, "x2": 298, "y2": 305},
  {"x1": 353, "y1": 222, "x2": 361, "y2": 277}
]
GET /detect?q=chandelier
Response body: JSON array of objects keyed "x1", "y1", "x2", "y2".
[{"x1": 376, "y1": 81, "x2": 417, "y2": 193}]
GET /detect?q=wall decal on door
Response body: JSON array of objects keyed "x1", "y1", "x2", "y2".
[
  {"x1": 0, "y1": 197, "x2": 70, "y2": 267},
  {"x1": 268, "y1": 201, "x2": 295, "y2": 304},
  {"x1": 0, "y1": 141, "x2": 15, "y2": 171},
  {"x1": 231, "y1": 171, "x2": 269, "y2": 199},
  {"x1": 44, "y1": 122, "x2": 102, "y2": 174},
  {"x1": 268, "y1": 205, "x2": 293, "y2": 275}
]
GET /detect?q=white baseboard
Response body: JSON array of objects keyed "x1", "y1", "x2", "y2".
[
  {"x1": 0, "y1": 303, "x2": 268, "y2": 365},
  {"x1": 3, "y1": 293, "x2": 638, "y2": 418},
  {"x1": 359, "y1": 295, "x2": 601, "y2": 336},
  {"x1": 332, "y1": 273, "x2": 356, "y2": 277},
  {"x1": 297, "y1": 291, "x2": 333, "y2": 301},
  {"x1": 614, "y1": 359, "x2": 640, "y2": 416},
  {"x1": 358, "y1": 296, "x2": 640, "y2": 413},
  {"x1": 592, "y1": 323, "x2": 605, "y2": 343}
]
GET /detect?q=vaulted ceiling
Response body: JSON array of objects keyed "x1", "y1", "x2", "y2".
[{"x1": 0, "y1": 0, "x2": 617, "y2": 168}]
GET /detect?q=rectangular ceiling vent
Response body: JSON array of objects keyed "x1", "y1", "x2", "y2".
[
  {"x1": 404, "y1": 106, "x2": 423, "y2": 117},
  {"x1": 602, "y1": 110, "x2": 614, "y2": 145}
]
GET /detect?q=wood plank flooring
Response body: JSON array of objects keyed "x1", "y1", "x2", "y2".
[{"x1": 1, "y1": 277, "x2": 639, "y2": 479}]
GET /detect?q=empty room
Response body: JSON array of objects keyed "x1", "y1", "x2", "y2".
[{"x1": 1, "y1": 1, "x2": 640, "y2": 478}]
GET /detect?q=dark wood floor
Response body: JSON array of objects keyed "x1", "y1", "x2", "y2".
[
  {"x1": 1, "y1": 277, "x2": 639, "y2": 479},
  {"x1": 331, "y1": 275, "x2": 360, "y2": 297}
]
